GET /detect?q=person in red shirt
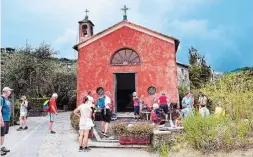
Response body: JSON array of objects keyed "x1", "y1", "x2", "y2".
[
  {"x1": 158, "y1": 92, "x2": 169, "y2": 120},
  {"x1": 132, "y1": 92, "x2": 141, "y2": 119},
  {"x1": 48, "y1": 93, "x2": 58, "y2": 134}
]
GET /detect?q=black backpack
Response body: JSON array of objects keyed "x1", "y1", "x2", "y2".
[{"x1": 27, "y1": 101, "x2": 32, "y2": 111}]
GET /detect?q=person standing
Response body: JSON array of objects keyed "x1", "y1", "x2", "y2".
[
  {"x1": 49, "y1": 93, "x2": 58, "y2": 134},
  {"x1": 74, "y1": 96, "x2": 94, "y2": 152},
  {"x1": 180, "y1": 92, "x2": 192, "y2": 118},
  {"x1": 17, "y1": 96, "x2": 28, "y2": 131},
  {"x1": 158, "y1": 92, "x2": 169, "y2": 120},
  {"x1": 198, "y1": 92, "x2": 208, "y2": 111},
  {"x1": 0, "y1": 87, "x2": 13, "y2": 156},
  {"x1": 101, "y1": 91, "x2": 112, "y2": 137},
  {"x1": 132, "y1": 92, "x2": 141, "y2": 119}
]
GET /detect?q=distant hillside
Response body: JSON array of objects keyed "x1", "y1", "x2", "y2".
[{"x1": 232, "y1": 67, "x2": 253, "y2": 72}]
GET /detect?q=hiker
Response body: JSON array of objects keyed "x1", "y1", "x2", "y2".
[
  {"x1": 214, "y1": 102, "x2": 225, "y2": 117},
  {"x1": 180, "y1": 92, "x2": 192, "y2": 118},
  {"x1": 198, "y1": 92, "x2": 208, "y2": 110},
  {"x1": 158, "y1": 92, "x2": 169, "y2": 120},
  {"x1": 132, "y1": 92, "x2": 141, "y2": 119},
  {"x1": 74, "y1": 96, "x2": 94, "y2": 152},
  {"x1": 150, "y1": 103, "x2": 166, "y2": 125},
  {"x1": 199, "y1": 104, "x2": 210, "y2": 118},
  {"x1": 48, "y1": 93, "x2": 58, "y2": 134},
  {"x1": 17, "y1": 95, "x2": 28, "y2": 131},
  {"x1": 0, "y1": 87, "x2": 13, "y2": 156},
  {"x1": 98, "y1": 91, "x2": 112, "y2": 137}
]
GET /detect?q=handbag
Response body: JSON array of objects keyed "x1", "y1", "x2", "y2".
[{"x1": 88, "y1": 128, "x2": 94, "y2": 138}]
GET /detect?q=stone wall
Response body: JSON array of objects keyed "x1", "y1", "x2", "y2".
[
  {"x1": 177, "y1": 63, "x2": 190, "y2": 90},
  {"x1": 152, "y1": 129, "x2": 184, "y2": 147}
]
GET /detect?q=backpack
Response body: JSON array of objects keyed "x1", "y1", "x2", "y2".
[
  {"x1": 43, "y1": 100, "x2": 50, "y2": 112},
  {"x1": 96, "y1": 96, "x2": 105, "y2": 108},
  {"x1": 27, "y1": 101, "x2": 32, "y2": 111}
]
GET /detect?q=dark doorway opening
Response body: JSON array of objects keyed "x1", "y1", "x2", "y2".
[{"x1": 115, "y1": 73, "x2": 135, "y2": 112}]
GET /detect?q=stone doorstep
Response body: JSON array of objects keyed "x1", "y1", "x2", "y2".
[
  {"x1": 89, "y1": 141, "x2": 148, "y2": 148},
  {"x1": 93, "y1": 126, "x2": 119, "y2": 143}
]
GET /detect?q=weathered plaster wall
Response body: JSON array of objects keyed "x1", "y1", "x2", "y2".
[
  {"x1": 77, "y1": 26, "x2": 179, "y2": 108},
  {"x1": 177, "y1": 64, "x2": 190, "y2": 90}
]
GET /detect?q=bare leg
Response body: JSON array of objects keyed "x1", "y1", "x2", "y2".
[
  {"x1": 23, "y1": 117, "x2": 27, "y2": 127},
  {"x1": 104, "y1": 122, "x2": 109, "y2": 133},
  {"x1": 19, "y1": 117, "x2": 23, "y2": 128},
  {"x1": 0, "y1": 136, "x2": 4, "y2": 146},
  {"x1": 79, "y1": 130, "x2": 84, "y2": 147},
  {"x1": 101, "y1": 121, "x2": 105, "y2": 132},
  {"x1": 83, "y1": 130, "x2": 89, "y2": 147},
  {"x1": 49, "y1": 122, "x2": 53, "y2": 131}
]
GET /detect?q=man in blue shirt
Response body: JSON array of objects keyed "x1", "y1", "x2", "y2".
[{"x1": 0, "y1": 87, "x2": 13, "y2": 156}]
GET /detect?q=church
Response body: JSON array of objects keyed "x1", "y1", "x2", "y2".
[{"x1": 73, "y1": 6, "x2": 188, "y2": 112}]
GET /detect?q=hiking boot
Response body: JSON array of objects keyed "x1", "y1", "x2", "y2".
[
  {"x1": 50, "y1": 131, "x2": 56, "y2": 134},
  {"x1": 1, "y1": 151, "x2": 7, "y2": 156},
  {"x1": 23, "y1": 126, "x2": 28, "y2": 130},
  {"x1": 17, "y1": 127, "x2": 23, "y2": 131},
  {"x1": 1, "y1": 147, "x2": 10, "y2": 153}
]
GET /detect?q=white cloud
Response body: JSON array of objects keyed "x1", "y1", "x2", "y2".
[
  {"x1": 11, "y1": 0, "x2": 221, "y2": 59},
  {"x1": 167, "y1": 19, "x2": 226, "y2": 40}
]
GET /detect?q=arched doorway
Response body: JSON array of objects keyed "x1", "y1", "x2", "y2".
[{"x1": 111, "y1": 48, "x2": 140, "y2": 112}]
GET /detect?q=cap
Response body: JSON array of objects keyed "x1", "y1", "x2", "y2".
[
  {"x1": 3, "y1": 87, "x2": 13, "y2": 92},
  {"x1": 132, "y1": 92, "x2": 137, "y2": 97}
]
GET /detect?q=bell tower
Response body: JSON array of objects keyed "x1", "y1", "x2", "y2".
[{"x1": 78, "y1": 9, "x2": 94, "y2": 42}]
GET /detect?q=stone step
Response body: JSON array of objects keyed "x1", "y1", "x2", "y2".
[{"x1": 89, "y1": 141, "x2": 148, "y2": 148}]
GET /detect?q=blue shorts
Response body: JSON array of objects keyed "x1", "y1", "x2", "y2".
[
  {"x1": 134, "y1": 106, "x2": 140, "y2": 115},
  {"x1": 48, "y1": 113, "x2": 56, "y2": 122}
]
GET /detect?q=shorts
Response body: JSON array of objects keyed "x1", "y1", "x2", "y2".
[
  {"x1": 20, "y1": 112, "x2": 27, "y2": 117},
  {"x1": 134, "y1": 106, "x2": 140, "y2": 115},
  {"x1": 1, "y1": 121, "x2": 9, "y2": 136},
  {"x1": 79, "y1": 118, "x2": 94, "y2": 130},
  {"x1": 48, "y1": 113, "x2": 56, "y2": 122},
  {"x1": 160, "y1": 104, "x2": 168, "y2": 114},
  {"x1": 100, "y1": 108, "x2": 111, "y2": 123}
]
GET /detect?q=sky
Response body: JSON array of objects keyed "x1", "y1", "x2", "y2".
[{"x1": 1, "y1": 0, "x2": 253, "y2": 72}]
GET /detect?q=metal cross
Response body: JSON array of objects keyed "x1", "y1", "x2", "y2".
[
  {"x1": 85, "y1": 9, "x2": 89, "y2": 16},
  {"x1": 121, "y1": 5, "x2": 129, "y2": 16}
]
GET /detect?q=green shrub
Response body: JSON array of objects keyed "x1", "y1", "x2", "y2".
[
  {"x1": 70, "y1": 112, "x2": 79, "y2": 130},
  {"x1": 112, "y1": 123, "x2": 154, "y2": 137},
  {"x1": 183, "y1": 114, "x2": 251, "y2": 152}
]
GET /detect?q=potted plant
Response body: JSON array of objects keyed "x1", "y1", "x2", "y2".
[{"x1": 112, "y1": 123, "x2": 154, "y2": 145}]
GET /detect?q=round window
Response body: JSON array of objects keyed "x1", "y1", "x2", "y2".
[
  {"x1": 96, "y1": 87, "x2": 104, "y2": 95},
  {"x1": 147, "y1": 86, "x2": 156, "y2": 95}
]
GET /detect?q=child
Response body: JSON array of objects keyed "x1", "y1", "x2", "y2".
[
  {"x1": 74, "y1": 96, "x2": 94, "y2": 152},
  {"x1": 132, "y1": 92, "x2": 141, "y2": 119}
]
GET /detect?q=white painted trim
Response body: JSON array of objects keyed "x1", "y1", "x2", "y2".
[{"x1": 77, "y1": 22, "x2": 175, "y2": 49}]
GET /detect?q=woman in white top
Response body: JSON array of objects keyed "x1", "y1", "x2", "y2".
[
  {"x1": 74, "y1": 96, "x2": 94, "y2": 152},
  {"x1": 17, "y1": 95, "x2": 28, "y2": 131}
]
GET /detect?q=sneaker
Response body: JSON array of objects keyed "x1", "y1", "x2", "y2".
[
  {"x1": 50, "y1": 131, "x2": 56, "y2": 134},
  {"x1": 78, "y1": 147, "x2": 83, "y2": 152},
  {"x1": 83, "y1": 148, "x2": 89, "y2": 152},
  {"x1": 1, "y1": 147, "x2": 10, "y2": 153},
  {"x1": 1, "y1": 151, "x2": 7, "y2": 156},
  {"x1": 23, "y1": 126, "x2": 28, "y2": 130},
  {"x1": 17, "y1": 127, "x2": 23, "y2": 131},
  {"x1": 103, "y1": 133, "x2": 109, "y2": 137}
]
